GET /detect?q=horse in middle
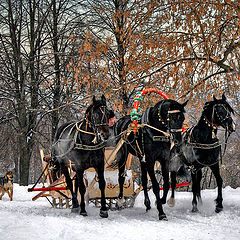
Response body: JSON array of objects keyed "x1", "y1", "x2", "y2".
[{"x1": 113, "y1": 98, "x2": 188, "y2": 220}]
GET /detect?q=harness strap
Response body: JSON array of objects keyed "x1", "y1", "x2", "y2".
[
  {"x1": 186, "y1": 141, "x2": 221, "y2": 149},
  {"x1": 74, "y1": 142, "x2": 106, "y2": 150},
  {"x1": 140, "y1": 123, "x2": 170, "y2": 137},
  {"x1": 75, "y1": 122, "x2": 98, "y2": 136}
]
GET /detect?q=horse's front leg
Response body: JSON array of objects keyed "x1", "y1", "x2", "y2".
[
  {"x1": 76, "y1": 169, "x2": 87, "y2": 216},
  {"x1": 96, "y1": 166, "x2": 108, "y2": 218},
  {"x1": 210, "y1": 163, "x2": 223, "y2": 213},
  {"x1": 147, "y1": 161, "x2": 167, "y2": 220},
  {"x1": 196, "y1": 169, "x2": 202, "y2": 205},
  {"x1": 62, "y1": 166, "x2": 79, "y2": 212},
  {"x1": 167, "y1": 171, "x2": 176, "y2": 207}
]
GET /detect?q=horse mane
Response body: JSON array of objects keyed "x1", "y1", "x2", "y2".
[{"x1": 153, "y1": 99, "x2": 186, "y2": 114}]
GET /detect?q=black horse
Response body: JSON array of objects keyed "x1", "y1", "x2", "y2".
[
  {"x1": 52, "y1": 95, "x2": 114, "y2": 218},
  {"x1": 114, "y1": 99, "x2": 188, "y2": 220},
  {"x1": 170, "y1": 94, "x2": 235, "y2": 213}
]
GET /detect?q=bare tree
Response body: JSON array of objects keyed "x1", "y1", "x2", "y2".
[{"x1": 0, "y1": 0, "x2": 86, "y2": 185}]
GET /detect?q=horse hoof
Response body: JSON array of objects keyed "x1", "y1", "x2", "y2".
[
  {"x1": 144, "y1": 200, "x2": 151, "y2": 211},
  {"x1": 116, "y1": 198, "x2": 125, "y2": 210},
  {"x1": 71, "y1": 207, "x2": 80, "y2": 213},
  {"x1": 161, "y1": 198, "x2": 166, "y2": 204},
  {"x1": 167, "y1": 197, "x2": 175, "y2": 207},
  {"x1": 146, "y1": 206, "x2": 151, "y2": 212},
  {"x1": 80, "y1": 211, "x2": 88, "y2": 217},
  {"x1": 159, "y1": 214, "x2": 168, "y2": 221},
  {"x1": 215, "y1": 207, "x2": 223, "y2": 213},
  {"x1": 192, "y1": 208, "x2": 199, "y2": 213},
  {"x1": 100, "y1": 210, "x2": 108, "y2": 218}
]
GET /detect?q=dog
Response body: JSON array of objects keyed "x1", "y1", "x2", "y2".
[{"x1": 0, "y1": 171, "x2": 13, "y2": 201}]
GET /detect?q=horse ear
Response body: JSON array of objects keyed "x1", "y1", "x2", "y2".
[
  {"x1": 92, "y1": 96, "x2": 96, "y2": 103},
  {"x1": 213, "y1": 95, "x2": 217, "y2": 101},
  {"x1": 101, "y1": 94, "x2": 106, "y2": 105},
  {"x1": 182, "y1": 100, "x2": 188, "y2": 108},
  {"x1": 109, "y1": 110, "x2": 115, "y2": 118},
  {"x1": 222, "y1": 93, "x2": 226, "y2": 101}
]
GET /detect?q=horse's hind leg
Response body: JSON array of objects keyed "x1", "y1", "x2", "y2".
[
  {"x1": 191, "y1": 172, "x2": 198, "y2": 212},
  {"x1": 116, "y1": 147, "x2": 127, "y2": 209},
  {"x1": 141, "y1": 161, "x2": 151, "y2": 211},
  {"x1": 160, "y1": 161, "x2": 170, "y2": 205},
  {"x1": 191, "y1": 170, "x2": 202, "y2": 212},
  {"x1": 167, "y1": 171, "x2": 176, "y2": 207},
  {"x1": 76, "y1": 169, "x2": 87, "y2": 216},
  {"x1": 62, "y1": 166, "x2": 79, "y2": 212},
  {"x1": 210, "y1": 164, "x2": 223, "y2": 213},
  {"x1": 96, "y1": 167, "x2": 108, "y2": 218}
]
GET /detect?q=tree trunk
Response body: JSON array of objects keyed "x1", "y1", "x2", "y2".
[{"x1": 51, "y1": 0, "x2": 61, "y2": 141}]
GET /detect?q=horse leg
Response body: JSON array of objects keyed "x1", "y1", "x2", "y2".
[
  {"x1": 196, "y1": 169, "x2": 202, "y2": 205},
  {"x1": 140, "y1": 161, "x2": 151, "y2": 211},
  {"x1": 116, "y1": 148, "x2": 127, "y2": 209},
  {"x1": 210, "y1": 164, "x2": 223, "y2": 213},
  {"x1": 76, "y1": 169, "x2": 87, "y2": 216},
  {"x1": 96, "y1": 167, "x2": 108, "y2": 218},
  {"x1": 147, "y1": 162, "x2": 167, "y2": 220},
  {"x1": 160, "y1": 162, "x2": 170, "y2": 204},
  {"x1": 191, "y1": 171, "x2": 199, "y2": 212},
  {"x1": 62, "y1": 166, "x2": 79, "y2": 212},
  {"x1": 167, "y1": 171, "x2": 176, "y2": 207}
]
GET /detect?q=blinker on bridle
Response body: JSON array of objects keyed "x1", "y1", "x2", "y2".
[
  {"x1": 158, "y1": 104, "x2": 183, "y2": 133},
  {"x1": 86, "y1": 106, "x2": 109, "y2": 128},
  {"x1": 203, "y1": 103, "x2": 233, "y2": 139}
]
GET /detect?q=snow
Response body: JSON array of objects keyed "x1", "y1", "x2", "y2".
[{"x1": 0, "y1": 184, "x2": 239, "y2": 240}]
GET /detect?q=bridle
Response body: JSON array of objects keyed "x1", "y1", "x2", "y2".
[
  {"x1": 204, "y1": 103, "x2": 232, "y2": 129},
  {"x1": 158, "y1": 101, "x2": 184, "y2": 134},
  {"x1": 86, "y1": 105, "x2": 109, "y2": 128},
  {"x1": 53, "y1": 105, "x2": 110, "y2": 158}
]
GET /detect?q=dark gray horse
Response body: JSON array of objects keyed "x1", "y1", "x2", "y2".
[
  {"x1": 52, "y1": 95, "x2": 114, "y2": 218},
  {"x1": 170, "y1": 94, "x2": 235, "y2": 213}
]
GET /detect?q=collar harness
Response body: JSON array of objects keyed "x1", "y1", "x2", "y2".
[{"x1": 53, "y1": 106, "x2": 109, "y2": 158}]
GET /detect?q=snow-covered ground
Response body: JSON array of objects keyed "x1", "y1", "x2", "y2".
[{"x1": 0, "y1": 184, "x2": 239, "y2": 240}]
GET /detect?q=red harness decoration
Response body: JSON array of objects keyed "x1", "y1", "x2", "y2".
[
  {"x1": 131, "y1": 88, "x2": 169, "y2": 132},
  {"x1": 160, "y1": 182, "x2": 191, "y2": 190}
]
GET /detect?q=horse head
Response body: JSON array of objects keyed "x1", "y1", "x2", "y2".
[
  {"x1": 85, "y1": 95, "x2": 114, "y2": 140},
  {"x1": 154, "y1": 99, "x2": 188, "y2": 146},
  {"x1": 203, "y1": 94, "x2": 235, "y2": 134}
]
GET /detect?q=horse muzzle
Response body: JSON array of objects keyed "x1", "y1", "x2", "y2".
[
  {"x1": 109, "y1": 117, "x2": 115, "y2": 127},
  {"x1": 229, "y1": 122, "x2": 236, "y2": 133},
  {"x1": 100, "y1": 130, "x2": 110, "y2": 140}
]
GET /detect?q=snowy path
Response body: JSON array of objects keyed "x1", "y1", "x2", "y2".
[{"x1": 0, "y1": 184, "x2": 239, "y2": 240}]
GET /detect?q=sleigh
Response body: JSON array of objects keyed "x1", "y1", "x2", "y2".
[{"x1": 28, "y1": 147, "x2": 138, "y2": 209}]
